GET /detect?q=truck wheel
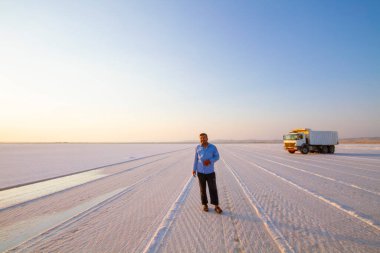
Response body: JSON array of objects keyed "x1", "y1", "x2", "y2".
[
  {"x1": 301, "y1": 145, "x2": 309, "y2": 154},
  {"x1": 321, "y1": 146, "x2": 328, "y2": 154},
  {"x1": 288, "y1": 150, "x2": 296, "y2": 154},
  {"x1": 328, "y1": 145, "x2": 335, "y2": 154}
]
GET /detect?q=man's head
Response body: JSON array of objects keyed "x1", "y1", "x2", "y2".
[{"x1": 199, "y1": 133, "x2": 208, "y2": 146}]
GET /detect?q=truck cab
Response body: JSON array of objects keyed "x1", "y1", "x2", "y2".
[
  {"x1": 283, "y1": 133, "x2": 305, "y2": 153},
  {"x1": 283, "y1": 128, "x2": 338, "y2": 154}
]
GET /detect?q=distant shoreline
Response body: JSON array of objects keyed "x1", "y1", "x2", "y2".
[
  {"x1": 339, "y1": 139, "x2": 380, "y2": 144},
  {"x1": 1, "y1": 138, "x2": 380, "y2": 144}
]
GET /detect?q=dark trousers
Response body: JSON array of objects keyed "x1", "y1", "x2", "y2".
[{"x1": 197, "y1": 172, "x2": 219, "y2": 205}]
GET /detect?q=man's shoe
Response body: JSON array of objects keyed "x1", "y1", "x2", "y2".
[
  {"x1": 215, "y1": 206, "x2": 223, "y2": 214},
  {"x1": 203, "y1": 205, "x2": 209, "y2": 212}
]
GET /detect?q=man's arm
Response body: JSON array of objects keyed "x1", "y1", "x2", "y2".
[
  {"x1": 193, "y1": 148, "x2": 198, "y2": 175},
  {"x1": 209, "y1": 146, "x2": 220, "y2": 163}
]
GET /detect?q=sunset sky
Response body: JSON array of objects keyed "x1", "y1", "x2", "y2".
[{"x1": 1, "y1": 1, "x2": 379, "y2": 142}]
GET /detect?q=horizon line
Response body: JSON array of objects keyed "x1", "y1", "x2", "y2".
[{"x1": 1, "y1": 137, "x2": 380, "y2": 144}]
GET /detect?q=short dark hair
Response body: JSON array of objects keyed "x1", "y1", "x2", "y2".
[{"x1": 199, "y1": 133, "x2": 208, "y2": 137}]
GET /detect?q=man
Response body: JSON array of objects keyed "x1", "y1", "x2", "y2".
[{"x1": 193, "y1": 133, "x2": 223, "y2": 214}]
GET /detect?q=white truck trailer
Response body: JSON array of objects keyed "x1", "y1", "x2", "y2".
[{"x1": 283, "y1": 128, "x2": 339, "y2": 154}]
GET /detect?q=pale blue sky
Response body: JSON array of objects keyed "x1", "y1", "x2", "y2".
[{"x1": 1, "y1": 1, "x2": 379, "y2": 142}]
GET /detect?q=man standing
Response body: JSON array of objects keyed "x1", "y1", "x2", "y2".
[{"x1": 193, "y1": 133, "x2": 223, "y2": 214}]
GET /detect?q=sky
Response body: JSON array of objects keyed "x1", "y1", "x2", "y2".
[{"x1": 1, "y1": 0, "x2": 379, "y2": 142}]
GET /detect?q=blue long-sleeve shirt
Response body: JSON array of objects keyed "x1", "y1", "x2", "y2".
[{"x1": 193, "y1": 143, "x2": 220, "y2": 174}]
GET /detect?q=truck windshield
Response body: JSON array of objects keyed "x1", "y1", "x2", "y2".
[{"x1": 283, "y1": 134, "x2": 302, "y2": 140}]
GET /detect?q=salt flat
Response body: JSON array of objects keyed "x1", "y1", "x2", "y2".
[
  {"x1": 0, "y1": 144, "x2": 379, "y2": 252},
  {"x1": 0, "y1": 144, "x2": 193, "y2": 189}
]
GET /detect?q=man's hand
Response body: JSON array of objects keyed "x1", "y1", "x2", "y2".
[
  {"x1": 203, "y1": 160, "x2": 211, "y2": 166},
  {"x1": 192, "y1": 170, "x2": 197, "y2": 177}
]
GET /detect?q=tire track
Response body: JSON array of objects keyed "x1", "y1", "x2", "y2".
[
  {"x1": 326, "y1": 153, "x2": 380, "y2": 163},
  {"x1": 3, "y1": 154, "x2": 188, "y2": 253},
  {"x1": 229, "y1": 152, "x2": 380, "y2": 232},
  {"x1": 310, "y1": 155, "x2": 380, "y2": 170},
  {"x1": 227, "y1": 144, "x2": 380, "y2": 169},
  {"x1": 0, "y1": 147, "x2": 191, "y2": 191},
  {"x1": 231, "y1": 146, "x2": 380, "y2": 182},
  {"x1": 157, "y1": 155, "x2": 280, "y2": 253},
  {"x1": 142, "y1": 176, "x2": 194, "y2": 253},
  {"x1": 0, "y1": 155, "x2": 171, "y2": 211},
  {"x1": 219, "y1": 169, "x2": 245, "y2": 253},
  {"x1": 257, "y1": 154, "x2": 380, "y2": 196},
  {"x1": 270, "y1": 153, "x2": 380, "y2": 182},
  {"x1": 222, "y1": 157, "x2": 295, "y2": 253},
  {"x1": 286, "y1": 153, "x2": 380, "y2": 172},
  {"x1": 226, "y1": 145, "x2": 380, "y2": 168},
  {"x1": 227, "y1": 145, "x2": 380, "y2": 172},
  {"x1": 231, "y1": 147, "x2": 380, "y2": 196},
  {"x1": 223, "y1": 147, "x2": 380, "y2": 251}
]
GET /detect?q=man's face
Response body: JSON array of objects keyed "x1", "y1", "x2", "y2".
[{"x1": 200, "y1": 135, "x2": 208, "y2": 145}]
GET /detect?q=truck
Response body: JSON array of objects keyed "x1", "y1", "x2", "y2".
[{"x1": 283, "y1": 128, "x2": 338, "y2": 154}]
